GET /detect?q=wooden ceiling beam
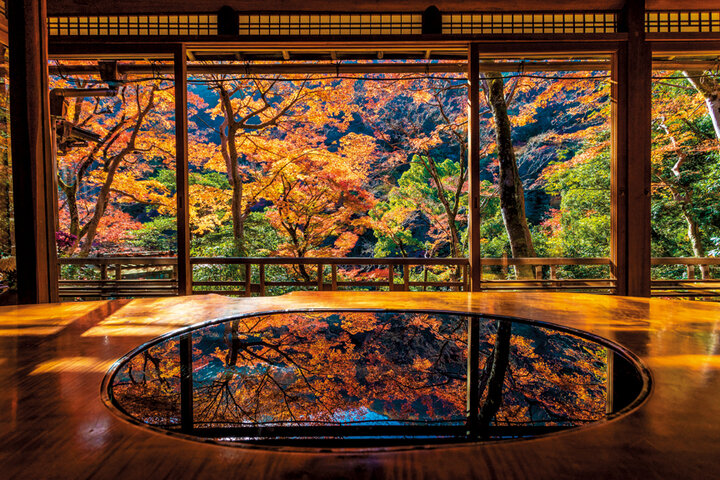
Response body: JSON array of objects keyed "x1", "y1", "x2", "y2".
[
  {"x1": 46, "y1": 1, "x2": 720, "y2": 16},
  {"x1": 47, "y1": 60, "x2": 618, "y2": 76},
  {"x1": 44, "y1": 59, "x2": 720, "y2": 78}
]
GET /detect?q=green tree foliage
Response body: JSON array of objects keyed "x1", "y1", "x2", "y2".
[
  {"x1": 371, "y1": 155, "x2": 472, "y2": 258},
  {"x1": 651, "y1": 73, "x2": 720, "y2": 279},
  {"x1": 541, "y1": 146, "x2": 611, "y2": 258}
]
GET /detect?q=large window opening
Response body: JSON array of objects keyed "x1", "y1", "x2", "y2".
[
  {"x1": 651, "y1": 54, "x2": 720, "y2": 299},
  {"x1": 50, "y1": 48, "x2": 614, "y2": 300},
  {"x1": 471, "y1": 58, "x2": 611, "y2": 292},
  {"x1": 51, "y1": 59, "x2": 178, "y2": 299}
]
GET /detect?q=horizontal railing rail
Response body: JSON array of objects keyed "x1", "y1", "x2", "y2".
[
  {"x1": 651, "y1": 257, "x2": 720, "y2": 298},
  {"x1": 56, "y1": 255, "x2": 719, "y2": 299}
]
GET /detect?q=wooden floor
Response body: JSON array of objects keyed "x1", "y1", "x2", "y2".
[{"x1": 1, "y1": 291, "x2": 719, "y2": 479}]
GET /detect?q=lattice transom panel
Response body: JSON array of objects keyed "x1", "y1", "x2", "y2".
[
  {"x1": 47, "y1": 15, "x2": 218, "y2": 36},
  {"x1": 237, "y1": 14, "x2": 422, "y2": 35},
  {"x1": 442, "y1": 12, "x2": 617, "y2": 34},
  {"x1": 646, "y1": 11, "x2": 720, "y2": 33}
]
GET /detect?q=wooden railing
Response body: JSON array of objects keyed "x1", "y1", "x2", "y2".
[
  {"x1": 58, "y1": 256, "x2": 178, "y2": 298},
  {"x1": 56, "y1": 255, "x2": 720, "y2": 299},
  {"x1": 651, "y1": 257, "x2": 720, "y2": 298},
  {"x1": 191, "y1": 257, "x2": 470, "y2": 296}
]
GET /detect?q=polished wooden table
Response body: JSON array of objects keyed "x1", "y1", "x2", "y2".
[{"x1": 1, "y1": 292, "x2": 719, "y2": 479}]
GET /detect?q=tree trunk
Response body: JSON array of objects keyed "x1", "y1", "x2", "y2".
[
  {"x1": 658, "y1": 120, "x2": 710, "y2": 279},
  {"x1": 218, "y1": 87, "x2": 246, "y2": 256},
  {"x1": 683, "y1": 71, "x2": 720, "y2": 143},
  {"x1": 678, "y1": 203, "x2": 709, "y2": 279},
  {"x1": 78, "y1": 157, "x2": 122, "y2": 257},
  {"x1": 484, "y1": 73, "x2": 535, "y2": 278}
]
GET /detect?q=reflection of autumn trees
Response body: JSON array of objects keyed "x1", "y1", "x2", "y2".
[
  {"x1": 112, "y1": 339, "x2": 180, "y2": 425},
  {"x1": 498, "y1": 324, "x2": 608, "y2": 428},
  {"x1": 192, "y1": 312, "x2": 467, "y2": 426},
  {"x1": 111, "y1": 312, "x2": 608, "y2": 438}
]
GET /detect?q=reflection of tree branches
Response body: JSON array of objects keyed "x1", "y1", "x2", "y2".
[{"x1": 197, "y1": 321, "x2": 338, "y2": 423}]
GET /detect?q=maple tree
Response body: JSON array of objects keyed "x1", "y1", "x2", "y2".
[
  {"x1": 361, "y1": 74, "x2": 473, "y2": 262},
  {"x1": 195, "y1": 73, "x2": 363, "y2": 256},
  {"x1": 261, "y1": 134, "x2": 377, "y2": 280},
  {"x1": 53, "y1": 69, "x2": 176, "y2": 256},
  {"x1": 650, "y1": 73, "x2": 720, "y2": 277}
]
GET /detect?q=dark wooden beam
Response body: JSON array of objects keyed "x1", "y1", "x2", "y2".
[
  {"x1": 46, "y1": 1, "x2": 629, "y2": 16},
  {"x1": 9, "y1": 0, "x2": 58, "y2": 304},
  {"x1": 468, "y1": 43, "x2": 482, "y2": 293},
  {"x1": 49, "y1": 39, "x2": 624, "y2": 59},
  {"x1": 612, "y1": 0, "x2": 651, "y2": 297},
  {"x1": 46, "y1": 0, "x2": 720, "y2": 16},
  {"x1": 47, "y1": 60, "x2": 618, "y2": 76},
  {"x1": 174, "y1": 44, "x2": 191, "y2": 296}
]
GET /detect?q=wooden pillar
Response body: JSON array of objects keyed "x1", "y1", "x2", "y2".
[
  {"x1": 466, "y1": 44, "x2": 482, "y2": 434},
  {"x1": 9, "y1": 0, "x2": 58, "y2": 303},
  {"x1": 612, "y1": 0, "x2": 651, "y2": 297},
  {"x1": 174, "y1": 44, "x2": 191, "y2": 295},
  {"x1": 468, "y1": 43, "x2": 482, "y2": 292}
]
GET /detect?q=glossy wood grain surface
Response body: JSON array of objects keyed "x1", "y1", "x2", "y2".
[{"x1": 1, "y1": 292, "x2": 719, "y2": 479}]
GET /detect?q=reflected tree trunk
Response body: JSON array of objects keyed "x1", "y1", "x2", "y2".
[{"x1": 477, "y1": 319, "x2": 512, "y2": 438}]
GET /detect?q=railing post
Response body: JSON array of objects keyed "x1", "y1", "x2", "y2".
[
  {"x1": 387, "y1": 264, "x2": 394, "y2": 291},
  {"x1": 317, "y1": 263, "x2": 324, "y2": 291},
  {"x1": 244, "y1": 263, "x2": 251, "y2": 297},
  {"x1": 403, "y1": 264, "x2": 410, "y2": 291},
  {"x1": 114, "y1": 263, "x2": 122, "y2": 280},
  {"x1": 331, "y1": 264, "x2": 338, "y2": 291},
  {"x1": 259, "y1": 263, "x2": 266, "y2": 296},
  {"x1": 463, "y1": 264, "x2": 469, "y2": 291}
]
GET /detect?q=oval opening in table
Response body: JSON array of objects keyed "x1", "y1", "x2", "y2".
[{"x1": 105, "y1": 310, "x2": 649, "y2": 448}]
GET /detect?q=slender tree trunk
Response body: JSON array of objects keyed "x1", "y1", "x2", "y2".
[
  {"x1": 229, "y1": 165, "x2": 245, "y2": 256},
  {"x1": 678, "y1": 203, "x2": 709, "y2": 279},
  {"x1": 659, "y1": 120, "x2": 710, "y2": 279},
  {"x1": 484, "y1": 73, "x2": 535, "y2": 278},
  {"x1": 57, "y1": 180, "x2": 81, "y2": 254},
  {"x1": 683, "y1": 71, "x2": 720, "y2": 143},
  {"x1": 218, "y1": 87, "x2": 246, "y2": 256},
  {"x1": 78, "y1": 158, "x2": 122, "y2": 256}
]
